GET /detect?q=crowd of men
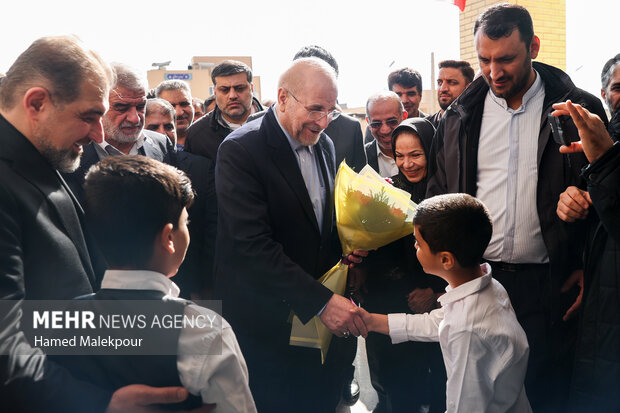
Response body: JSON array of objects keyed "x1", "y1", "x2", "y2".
[{"x1": 0, "y1": 2, "x2": 619, "y2": 413}]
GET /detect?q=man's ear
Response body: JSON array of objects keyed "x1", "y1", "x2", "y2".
[
  {"x1": 601, "y1": 88, "x2": 607, "y2": 102},
  {"x1": 439, "y1": 251, "x2": 455, "y2": 270},
  {"x1": 276, "y1": 87, "x2": 288, "y2": 111},
  {"x1": 529, "y1": 35, "x2": 541, "y2": 60},
  {"x1": 23, "y1": 87, "x2": 52, "y2": 120},
  {"x1": 157, "y1": 223, "x2": 176, "y2": 254}
]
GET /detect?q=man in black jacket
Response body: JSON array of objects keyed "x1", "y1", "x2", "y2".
[
  {"x1": 553, "y1": 101, "x2": 619, "y2": 412},
  {"x1": 426, "y1": 4, "x2": 607, "y2": 411},
  {"x1": 0, "y1": 36, "x2": 201, "y2": 413},
  {"x1": 184, "y1": 60, "x2": 262, "y2": 162}
]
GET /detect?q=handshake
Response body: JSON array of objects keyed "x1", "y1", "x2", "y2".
[{"x1": 319, "y1": 292, "x2": 385, "y2": 339}]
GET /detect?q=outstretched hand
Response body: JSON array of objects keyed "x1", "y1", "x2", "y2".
[
  {"x1": 552, "y1": 100, "x2": 613, "y2": 163},
  {"x1": 320, "y1": 294, "x2": 368, "y2": 338}
]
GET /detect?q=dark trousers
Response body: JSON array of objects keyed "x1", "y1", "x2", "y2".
[
  {"x1": 363, "y1": 273, "x2": 446, "y2": 413},
  {"x1": 366, "y1": 332, "x2": 445, "y2": 413},
  {"x1": 491, "y1": 263, "x2": 578, "y2": 413},
  {"x1": 236, "y1": 327, "x2": 354, "y2": 413}
]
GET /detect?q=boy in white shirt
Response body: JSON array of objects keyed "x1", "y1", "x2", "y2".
[
  {"x1": 63, "y1": 155, "x2": 256, "y2": 413},
  {"x1": 356, "y1": 193, "x2": 531, "y2": 413}
]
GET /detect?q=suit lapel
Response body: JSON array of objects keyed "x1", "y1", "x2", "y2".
[
  {"x1": 4, "y1": 125, "x2": 97, "y2": 287},
  {"x1": 366, "y1": 141, "x2": 380, "y2": 172},
  {"x1": 265, "y1": 109, "x2": 321, "y2": 233}
]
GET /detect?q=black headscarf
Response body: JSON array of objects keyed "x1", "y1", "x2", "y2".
[{"x1": 390, "y1": 117, "x2": 436, "y2": 203}]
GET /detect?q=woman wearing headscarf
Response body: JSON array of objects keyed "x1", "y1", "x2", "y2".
[{"x1": 359, "y1": 118, "x2": 446, "y2": 413}]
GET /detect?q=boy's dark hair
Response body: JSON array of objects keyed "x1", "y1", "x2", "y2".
[
  {"x1": 84, "y1": 156, "x2": 194, "y2": 268},
  {"x1": 414, "y1": 194, "x2": 492, "y2": 268},
  {"x1": 474, "y1": 3, "x2": 534, "y2": 48},
  {"x1": 438, "y1": 60, "x2": 475, "y2": 84},
  {"x1": 211, "y1": 60, "x2": 252, "y2": 85}
]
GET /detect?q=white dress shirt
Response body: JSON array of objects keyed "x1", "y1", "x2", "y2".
[
  {"x1": 101, "y1": 270, "x2": 257, "y2": 413},
  {"x1": 377, "y1": 144, "x2": 399, "y2": 178},
  {"x1": 388, "y1": 264, "x2": 531, "y2": 413},
  {"x1": 95, "y1": 131, "x2": 147, "y2": 158},
  {"x1": 477, "y1": 71, "x2": 548, "y2": 263}
]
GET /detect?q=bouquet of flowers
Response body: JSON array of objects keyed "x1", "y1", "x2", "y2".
[{"x1": 290, "y1": 161, "x2": 417, "y2": 362}]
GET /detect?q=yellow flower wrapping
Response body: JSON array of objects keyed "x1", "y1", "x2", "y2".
[{"x1": 290, "y1": 161, "x2": 417, "y2": 362}]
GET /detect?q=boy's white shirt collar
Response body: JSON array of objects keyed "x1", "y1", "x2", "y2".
[
  {"x1": 438, "y1": 263, "x2": 492, "y2": 306},
  {"x1": 100, "y1": 269, "x2": 180, "y2": 298}
]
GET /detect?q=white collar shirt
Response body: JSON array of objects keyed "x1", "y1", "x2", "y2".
[
  {"x1": 95, "y1": 130, "x2": 147, "y2": 158},
  {"x1": 101, "y1": 270, "x2": 257, "y2": 413},
  {"x1": 476, "y1": 71, "x2": 548, "y2": 263},
  {"x1": 388, "y1": 264, "x2": 531, "y2": 413},
  {"x1": 376, "y1": 144, "x2": 399, "y2": 178}
]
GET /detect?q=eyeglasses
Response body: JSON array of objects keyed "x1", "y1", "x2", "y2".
[
  {"x1": 369, "y1": 119, "x2": 400, "y2": 130},
  {"x1": 285, "y1": 89, "x2": 341, "y2": 122}
]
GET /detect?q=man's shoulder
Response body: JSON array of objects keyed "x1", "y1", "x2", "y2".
[
  {"x1": 364, "y1": 139, "x2": 376, "y2": 151},
  {"x1": 143, "y1": 129, "x2": 169, "y2": 146},
  {"x1": 187, "y1": 111, "x2": 215, "y2": 136}
]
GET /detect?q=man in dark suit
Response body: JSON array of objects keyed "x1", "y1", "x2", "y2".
[
  {"x1": 215, "y1": 58, "x2": 367, "y2": 413},
  {"x1": 293, "y1": 46, "x2": 367, "y2": 172},
  {"x1": 0, "y1": 36, "x2": 200, "y2": 413},
  {"x1": 364, "y1": 91, "x2": 407, "y2": 176}
]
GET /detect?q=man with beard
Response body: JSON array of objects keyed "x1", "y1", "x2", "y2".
[
  {"x1": 184, "y1": 60, "x2": 262, "y2": 162},
  {"x1": 426, "y1": 60, "x2": 474, "y2": 128},
  {"x1": 364, "y1": 91, "x2": 407, "y2": 177},
  {"x1": 389, "y1": 67, "x2": 425, "y2": 119},
  {"x1": 156, "y1": 80, "x2": 195, "y2": 150},
  {"x1": 426, "y1": 4, "x2": 607, "y2": 411},
  {"x1": 214, "y1": 58, "x2": 367, "y2": 413},
  {"x1": 601, "y1": 53, "x2": 620, "y2": 118},
  {"x1": 0, "y1": 35, "x2": 207, "y2": 413},
  {"x1": 64, "y1": 62, "x2": 173, "y2": 203}
]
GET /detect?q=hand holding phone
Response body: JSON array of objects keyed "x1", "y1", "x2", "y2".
[{"x1": 548, "y1": 113, "x2": 580, "y2": 146}]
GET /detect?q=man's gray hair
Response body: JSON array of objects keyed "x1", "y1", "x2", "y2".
[
  {"x1": 111, "y1": 62, "x2": 147, "y2": 92},
  {"x1": 146, "y1": 98, "x2": 175, "y2": 120},
  {"x1": 155, "y1": 80, "x2": 192, "y2": 97},
  {"x1": 366, "y1": 91, "x2": 404, "y2": 118},
  {"x1": 601, "y1": 54, "x2": 620, "y2": 90}
]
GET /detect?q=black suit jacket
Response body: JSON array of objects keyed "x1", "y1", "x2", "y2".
[
  {"x1": 169, "y1": 150, "x2": 217, "y2": 295},
  {"x1": 214, "y1": 107, "x2": 341, "y2": 336},
  {"x1": 364, "y1": 140, "x2": 380, "y2": 173},
  {"x1": 63, "y1": 129, "x2": 173, "y2": 204},
  {"x1": 324, "y1": 114, "x2": 366, "y2": 172},
  {"x1": 0, "y1": 115, "x2": 109, "y2": 411}
]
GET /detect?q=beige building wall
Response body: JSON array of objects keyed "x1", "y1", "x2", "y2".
[
  {"x1": 147, "y1": 56, "x2": 262, "y2": 102},
  {"x1": 459, "y1": 0, "x2": 566, "y2": 72}
]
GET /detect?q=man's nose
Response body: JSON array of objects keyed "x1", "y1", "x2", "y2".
[
  {"x1": 176, "y1": 106, "x2": 184, "y2": 118},
  {"x1": 490, "y1": 62, "x2": 503, "y2": 80},
  {"x1": 90, "y1": 118, "x2": 104, "y2": 144},
  {"x1": 316, "y1": 114, "x2": 330, "y2": 130},
  {"x1": 126, "y1": 106, "x2": 140, "y2": 123}
]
